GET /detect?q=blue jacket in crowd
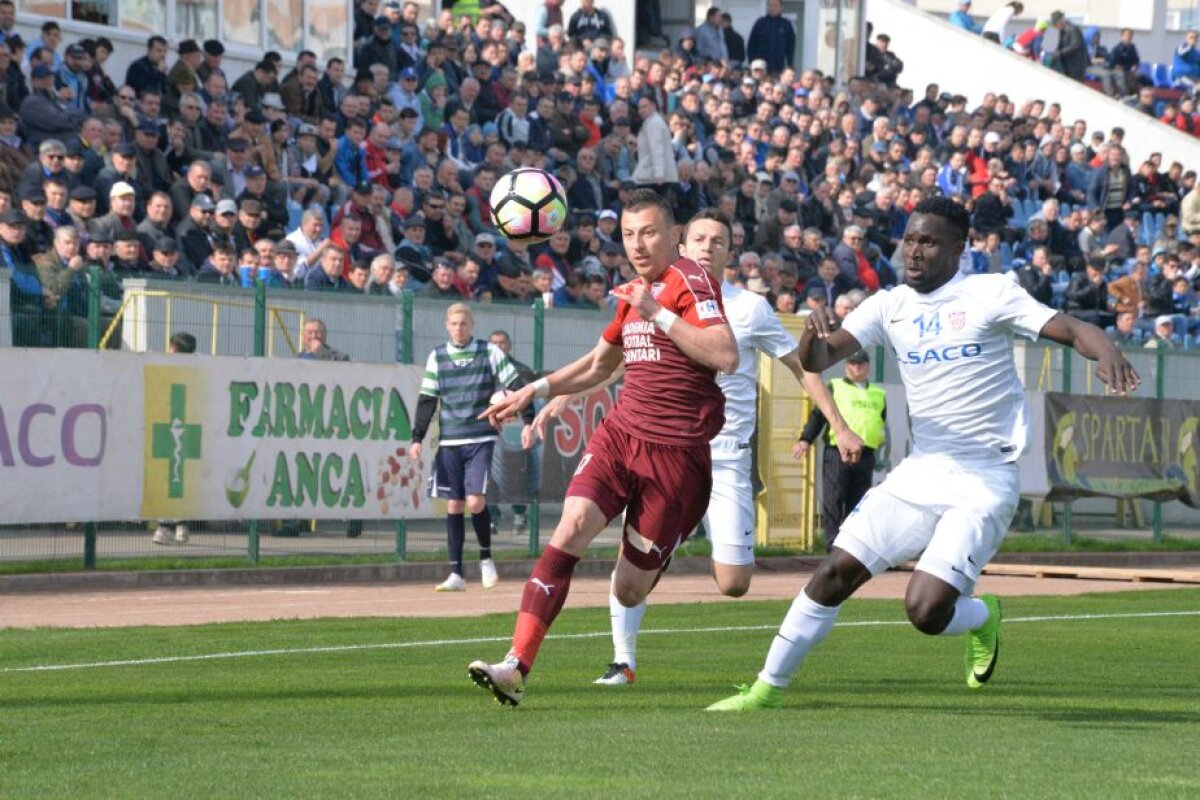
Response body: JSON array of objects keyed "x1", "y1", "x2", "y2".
[{"x1": 747, "y1": 14, "x2": 795, "y2": 73}]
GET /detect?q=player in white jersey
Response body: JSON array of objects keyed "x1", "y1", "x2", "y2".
[
  {"x1": 528, "y1": 209, "x2": 865, "y2": 685},
  {"x1": 708, "y1": 197, "x2": 1140, "y2": 710}
]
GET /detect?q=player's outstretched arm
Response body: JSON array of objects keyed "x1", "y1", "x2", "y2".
[
  {"x1": 1039, "y1": 312, "x2": 1141, "y2": 395},
  {"x1": 481, "y1": 338, "x2": 624, "y2": 426},
  {"x1": 526, "y1": 364, "x2": 627, "y2": 447},
  {"x1": 779, "y1": 349, "x2": 865, "y2": 464},
  {"x1": 629, "y1": 282, "x2": 738, "y2": 373},
  {"x1": 797, "y1": 306, "x2": 863, "y2": 373}
]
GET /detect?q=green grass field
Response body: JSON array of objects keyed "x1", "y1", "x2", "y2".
[{"x1": 2, "y1": 590, "x2": 1198, "y2": 798}]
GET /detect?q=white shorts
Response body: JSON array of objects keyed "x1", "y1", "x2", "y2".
[
  {"x1": 835, "y1": 452, "x2": 1020, "y2": 594},
  {"x1": 705, "y1": 442, "x2": 756, "y2": 567}
]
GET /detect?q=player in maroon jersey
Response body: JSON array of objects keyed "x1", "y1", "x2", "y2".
[{"x1": 467, "y1": 190, "x2": 739, "y2": 706}]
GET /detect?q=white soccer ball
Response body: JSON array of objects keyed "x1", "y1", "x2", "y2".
[{"x1": 489, "y1": 167, "x2": 569, "y2": 244}]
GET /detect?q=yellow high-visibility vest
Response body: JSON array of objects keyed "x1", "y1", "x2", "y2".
[{"x1": 826, "y1": 379, "x2": 886, "y2": 449}]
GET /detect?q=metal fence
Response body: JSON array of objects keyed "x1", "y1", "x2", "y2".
[{"x1": 1, "y1": 269, "x2": 1197, "y2": 568}]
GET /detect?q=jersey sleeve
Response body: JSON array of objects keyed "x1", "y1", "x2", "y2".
[
  {"x1": 602, "y1": 303, "x2": 626, "y2": 345},
  {"x1": 838, "y1": 289, "x2": 889, "y2": 349},
  {"x1": 988, "y1": 274, "x2": 1058, "y2": 340},
  {"x1": 487, "y1": 343, "x2": 520, "y2": 387},
  {"x1": 752, "y1": 295, "x2": 799, "y2": 358},
  {"x1": 419, "y1": 350, "x2": 440, "y2": 397},
  {"x1": 672, "y1": 264, "x2": 728, "y2": 329}
]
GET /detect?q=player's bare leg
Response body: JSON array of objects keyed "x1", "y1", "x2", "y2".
[
  {"x1": 468, "y1": 496, "x2": 609, "y2": 705},
  {"x1": 711, "y1": 561, "x2": 753, "y2": 598},
  {"x1": 906, "y1": 569, "x2": 1002, "y2": 688},
  {"x1": 708, "y1": 548, "x2": 871, "y2": 710},
  {"x1": 599, "y1": 542, "x2": 754, "y2": 685}
]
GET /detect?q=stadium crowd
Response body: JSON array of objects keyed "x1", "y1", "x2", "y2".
[
  {"x1": 1, "y1": 0, "x2": 1199, "y2": 350},
  {"x1": 953, "y1": 1, "x2": 1200, "y2": 140}
]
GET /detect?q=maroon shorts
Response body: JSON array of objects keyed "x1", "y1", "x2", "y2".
[{"x1": 566, "y1": 421, "x2": 713, "y2": 571}]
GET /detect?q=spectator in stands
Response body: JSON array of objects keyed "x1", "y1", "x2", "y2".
[
  {"x1": 695, "y1": 7, "x2": 728, "y2": 63},
  {"x1": 20, "y1": 64, "x2": 87, "y2": 149},
  {"x1": 304, "y1": 246, "x2": 349, "y2": 291},
  {"x1": 1105, "y1": 210, "x2": 1141, "y2": 263},
  {"x1": 1144, "y1": 316, "x2": 1177, "y2": 349},
  {"x1": 196, "y1": 242, "x2": 237, "y2": 285},
  {"x1": 1108, "y1": 259, "x2": 1148, "y2": 317},
  {"x1": 1088, "y1": 145, "x2": 1133, "y2": 231},
  {"x1": 1107, "y1": 28, "x2": 1140, "y2": 97},
  {"x1": 1049, "y1": 11, "x2": 1087, "y2": 82},
  {"x1": 948, "y1": 1, "x2": 981, "y2": 34},
  {"x1": 124, "y1": 35, "x2": 168, "y2": 98},
  {"x1": 421, "y1": 259, "x2": 460, "y2": 299},
  {"x1": 982, "y1": 2, "x2": 1022, "y2": 44},
  {"x1": 1172, "y1": 30, "x2": 1200, "y2": 93},
  {"x1": 747, "y1": 0, "x2": 795, "y2": 74},
  {"x1": 567, "y1": 0, "x2": 615, "y2": 44},
  {"x1": 1107, "y1": 310, "x2": 1139, "y2": 346},
  {"x1": 632, "y1": 95, "x2": 676, "y2": 190},
  {"x1": 1065, "y1": 258, "x2": 1112, "y2": 327}
]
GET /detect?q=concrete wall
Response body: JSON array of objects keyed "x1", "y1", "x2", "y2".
[{"x1": 869, "y1": 0, "x2": 1200, "y2": 170}]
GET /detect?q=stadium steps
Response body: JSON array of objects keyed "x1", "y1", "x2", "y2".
[{"x1": 869, "y1": 0, "x2": 1200, "y2": 170}]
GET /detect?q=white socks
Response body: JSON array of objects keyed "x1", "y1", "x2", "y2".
[
  {"x1": 609, "y1": 578, "x2": 647, "y2": 670},
  {"x1": 938, "y1": 595, "x2": 991, "y2": 636},
  {"x1": 758, "y1": 590, "x2": 841, "y2": 688}
]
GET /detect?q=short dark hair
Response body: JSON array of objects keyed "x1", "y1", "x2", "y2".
[
  {"x1": 623, "y1": 188, "x2": 675, "y2": 225},
  {"x1": 345, "y1": 116, "x2": 368, "y2": 132},
  {"x1": 912, "y1": 195, "x2": 970, "y2": 242},
  {"x1": 684, "y1": 207, "x2": 733, "y2": 243},
  {"x1": 147, "y1": 35, "x2": 166, "y2": 49},
  {"x1": 170, "y1": 332, "x2": 197, "y2": 353}
]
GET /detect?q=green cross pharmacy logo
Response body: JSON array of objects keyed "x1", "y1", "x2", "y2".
[{"x1": 151, "y1": 384, "x2": 202, "y2": 499}]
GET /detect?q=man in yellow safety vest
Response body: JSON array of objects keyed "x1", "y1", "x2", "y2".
[{"x1": 793, "y1": 349, "x2": 887, "y2": 551}]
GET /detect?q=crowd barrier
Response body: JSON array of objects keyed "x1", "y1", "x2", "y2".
[{"x1": 1, "y1": 274, "x2": 1197, "y2": 567}]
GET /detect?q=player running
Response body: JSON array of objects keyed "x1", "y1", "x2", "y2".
[
  {"x1": 708, "y1": 197, "x2": 1140, "y2": 711},
  {"x1": 527, "y1": 208, "x2": 865, "y2": 686},
  {"x1": 467, "y1": 190, "x2": 739, "y2": 706}
]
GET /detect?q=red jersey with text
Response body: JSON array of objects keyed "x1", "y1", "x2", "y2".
[{"x1": 602, "y1": 257, "x2": 729, "y2": 447}]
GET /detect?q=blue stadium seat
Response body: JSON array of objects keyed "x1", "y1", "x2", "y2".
[
  {"x1": 999, "y1": 241, "x2": 1013, "y2": 269},
  {"x1": 1023, "y1": 197, "x2": 1039, "y2": 221},
  {"x1": 1154, "y1": 63, "x2": 1172, "y2": 88},
  {"x1": 1138, "y1": 62, "x2": 1155, "y2": 83}
]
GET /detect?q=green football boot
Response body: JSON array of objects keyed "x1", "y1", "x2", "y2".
[
  {"x1": 965, "y1": 594, "x2": 1002, "y2": 689},
  {"x1": 706, "y1": 679, "x2": 784, "y2": 711}
]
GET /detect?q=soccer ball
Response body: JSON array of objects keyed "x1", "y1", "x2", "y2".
[{"x1": 489, "y1": 168, "x2": 568, "y2": 244}]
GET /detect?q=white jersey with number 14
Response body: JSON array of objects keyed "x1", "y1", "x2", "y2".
[{"x1": 840, "y1": 272, "x2": 1057, "y2": 465}]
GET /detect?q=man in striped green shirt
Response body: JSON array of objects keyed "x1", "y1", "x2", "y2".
[{"x1": 411, "y1": 303, "x2": 535, "y2": 591}]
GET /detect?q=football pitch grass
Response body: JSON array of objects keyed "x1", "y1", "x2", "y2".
[{"x1": 1, "y1": 590, "x2": 1197, "y2": 799}]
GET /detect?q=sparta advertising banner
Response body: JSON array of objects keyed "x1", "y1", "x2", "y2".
[
  {"x1": 1045, "y1": 392, "x2": 1199, "y2": 507},
  {"x1": 0, "y1": 350, "x2": 435, "y2": 523}
]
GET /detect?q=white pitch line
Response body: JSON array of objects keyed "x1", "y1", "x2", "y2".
[{"x1": 2, "y1": 609, "x2": 1198, "y2": 674}]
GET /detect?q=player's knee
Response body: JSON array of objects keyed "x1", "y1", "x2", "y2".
[
  {"x1": 466, "y1": 496, "x2": 486, "y2": 515},
  {"x1": 905, "y1": 595, "x2": 951, "y2": 636},
  {"x1": 715, "y1": 574, "x2": 751, "y2": 597},
  {"x1": 446, "y1": 500, "x2": 465, "y2": 515},
  {"x1": 612, "y1": 583, "x2": 647, "y2": 608},
  {"x1": 809, "y1": 555, "x2": 858, "y2": 599}
]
